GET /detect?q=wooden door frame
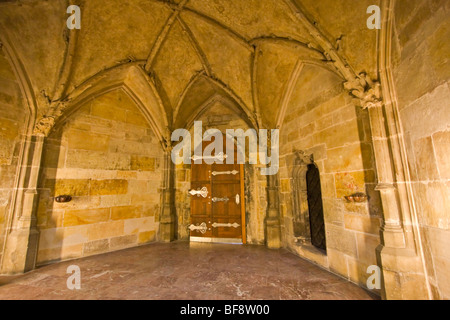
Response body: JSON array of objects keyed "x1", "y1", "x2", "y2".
[{"x1": 239, "y1": 163, "x2": 246, "y2": 244}]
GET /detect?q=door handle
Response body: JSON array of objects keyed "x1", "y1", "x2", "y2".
[
  {"x1": 212, "y1": 170, "x2": 239, "y2": 176},
  {"x1": 188, "y1": 187, "x2": 208, "y2": 198},
  {"x1": 191, "y1": 152, "x2": 227, "y2": 162},
  {"x1": 188, "y1": 222, "x2": 208, "y2": 234},
  {"x1": 211, "y1": 195, "x2": 240, "y2": 204},
  {"x1": 212, "y1": 222, "x2": 240, "y2": 228}
]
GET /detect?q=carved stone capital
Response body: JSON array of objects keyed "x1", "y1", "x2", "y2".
[
  {"x1": 33, "y1": 115, "x2": 56, "y2": 136},
  {"x1": 344, "y1": 72, "x2": 383, "y2": 109},
  {"x1": 33, "y1": 101, "x2": 70, "y2": 137}
]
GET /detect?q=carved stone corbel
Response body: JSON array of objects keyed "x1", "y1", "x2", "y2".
[
  {"x1": 293, "y1": 148, "x2": 313, "y2": 166},
  {"x1": 33, "y1": 101, "x2": 70, "y2": 136},
  {"x1": 33, "y1": 115, "x2": 56, "y2": 137},
  {"x1": 344, "y1": 72, "x2": 383, "y2": 109}
]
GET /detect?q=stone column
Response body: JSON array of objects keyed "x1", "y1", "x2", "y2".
[
  {"x1": 368, "y1": 0, "x2": 431, "y2": 300},
  {"x1": 346, "y1": 74, "x2": 430, "y2": 299},
  {"x1": 159, "y1": 151, "x2": 176, "y2": 242},
  {"x1": 1, "y1": 135, "x2": 44, "y2": 274},
  {"x1": 366, "y1": 104, "x2": 406, "y2": 249},
  {"x1": 265, "y1": 174, "x2": 281, "y2": 249},
  {"x1": 366, "y1": 101, "x2": 430, "y2": 299}
]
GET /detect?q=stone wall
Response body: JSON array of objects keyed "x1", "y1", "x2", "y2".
[
  {"x1": 36, "y1": 89, "x2": 163, "y2": 265},
  {"x1": 278, "y1": 64, "x2": 382, "y2": 293},
  {"x1": 0, "y1": 46, "x2": 27, "y2": 266},
  {"x1": 392, "y1": 0, "x2": 450, "y2": 299}
]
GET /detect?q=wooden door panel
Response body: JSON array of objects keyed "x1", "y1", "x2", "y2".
[
  {"x1": 211, "y1": 176, "x2": 241, "y2": 239},
  {"x1": 190, "y1": 138, "x2": 245, "y2": 243},
  {"x1": 191, "y1": 164, "x2": 211, "y2": 182},
  {"x1": 191, "y1": 197, "x2": 211, "y2": 218},
  {"x1": 212, "y1": 217, "x2": 242, "y2": 239},
  {"x1": 211, "y1": 183, "x2": 241, "y2": 216},
  {"x1": 190, "y1": 175, "x2": 211, "y2": 239}
]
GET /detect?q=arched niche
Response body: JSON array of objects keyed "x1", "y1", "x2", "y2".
[
  {"x1": 291, "y1": 149, "x2": 326, "y2": 252},
  {"x1": 172, "y1": 96, "x2": 266, "y2": 244},
  {"x1": 291, "y1": 150, "x2": 314, "y2": 243},
  {"x1": 35, "y1": 88, "x2": 165, "y2": 265}
]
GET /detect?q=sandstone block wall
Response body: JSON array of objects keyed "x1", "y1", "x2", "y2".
[
  {"x1": 36, "y1": 89, "x2": 163, "y2": 265},
  {"x1": 278, "y1": 64, "x2": 382, "y2": 293},
  {"x1": 392, "y1": 0, "x2": 450, "y2": 299}
]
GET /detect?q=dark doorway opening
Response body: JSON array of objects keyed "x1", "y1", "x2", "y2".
[{"x1": 306, "y1": 164, "x2": 326, "y2": 251}]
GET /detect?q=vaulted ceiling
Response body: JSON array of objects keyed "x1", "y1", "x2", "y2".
[{"x1": 0, "y1": 0, "x2": 379, "y2": 133}]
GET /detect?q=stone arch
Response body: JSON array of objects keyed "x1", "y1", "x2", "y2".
[
  {"x1": 51, "y1": 84, "x2": 166, "y2": 149},
  {"x1": 174, "y1": 74, "x2": 258, "y2": 132},
  {"x1": 276, "y1": 61, "x2": 346, "y2": 132},
  {"x1": 185, "y1": 94, "x2": 256, "y2": 133},
  {"x1": 39, "y1": 64, "x2": 170, "y2": 149},
  {"x1": 0, "y1": 32, "x2": 37, "y2": 135},
  {"x1": 172, "y1": 94, "x2": 265, "y2": 244},
  {"x1": 183, "y1": 93, "x2": 259, "y2": 170},
  {"x1": 0, "y1": 30, "x2": 43, "y2": 273},
  {"x1": 35, "y1": 87, "x2": 166, "y2": 266}
]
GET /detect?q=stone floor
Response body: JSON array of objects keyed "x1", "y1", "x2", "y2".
[{"x1": 0, "y1": 242, "x2": 378, "y2": 300}]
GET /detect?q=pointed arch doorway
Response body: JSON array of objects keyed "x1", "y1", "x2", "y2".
[{"x1": 188, "y1": 136, "x2": 246, "y2": 244}]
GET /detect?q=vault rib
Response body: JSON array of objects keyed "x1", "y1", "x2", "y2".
[
  {"x1": 133, "y1": 65, "x2": 171, "y2": 130},
  {"x1": 250, "y1": 45, "x2": 262, "y2": 130},
  {"x1": 201, "y1": 74, "x2": 258, "y2": 130},
  {"x1": 249, "y1": 36, "x2": 322, "y2": 55},
  {"x1": 38, "y1": 61, "x2": 170, "y2": 141},
  {"x1": 181, "y1": 7, "x2": 253, "y2": 52},
  {"x1": 276, "y1": 59, "x2": 304, "y2": 129},
  {"x1": 282, "y1": 0, "x2": 356, "y2": 82},
  {"x1": 144, "y1": 0, "x2": 190, "y2": 72},
  {"x1": 173, "y1": 70, "x2": 207, "y2": 124},
  {"x1": 183, "y1": 94, "x2": 256, "y2": 131},
  {"x1": 64, "y1": 61, "x2": 145, "y2": 100},
  {"x1": 52, "y1": 0, "x2": 81, "y2": 102},
  {"x1": 176, "y1": 15, "x2": 212, "y2": 77},
  {"x1": 182, "y1": 93, "x2": 218, "y2": 129}
]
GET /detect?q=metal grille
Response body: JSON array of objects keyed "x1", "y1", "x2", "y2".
[{"x1": 306, "y1": 164, "x2": 326, "y2": 251}]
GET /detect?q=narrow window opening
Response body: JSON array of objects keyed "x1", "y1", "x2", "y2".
[{"x1": 306, "y1": 164, "x2": 326, "y2": 252}]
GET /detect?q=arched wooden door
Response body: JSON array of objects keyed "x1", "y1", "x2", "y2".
[{"x1": 189, "y1": 137, "x2": 246, "y2": 244}]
